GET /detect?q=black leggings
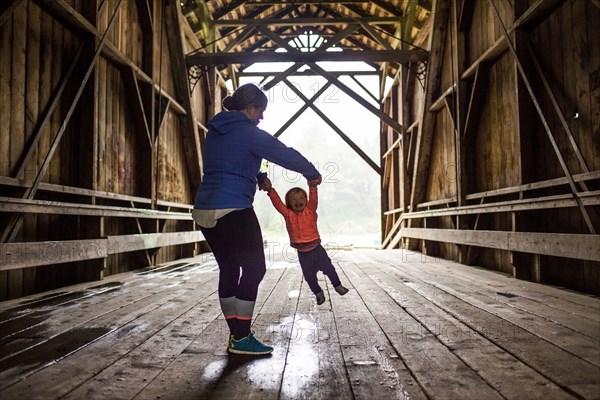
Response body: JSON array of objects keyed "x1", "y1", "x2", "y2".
[{"x1": 199, "y1": 208, "x2": 266, "y2": 302}]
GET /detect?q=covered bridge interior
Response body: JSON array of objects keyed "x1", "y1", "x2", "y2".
[{"x1": 0, "y1": 0, "x2": 599, "y2": 399}]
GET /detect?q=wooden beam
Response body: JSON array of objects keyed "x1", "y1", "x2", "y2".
[
  {"x1": 349, "y1": 74, "x2": 379, "y2": 103},
  {"x1": 449, "y1": 0, "x2": 469, "y2": 264},
  {"x1": 395, "y1": 191, "x2": 600, "y2": 220},
  {"x1": 222, "y1": 23, "x2": 259, "y2": 53},
  {"x1": 3, "y1": 0, "x2": 125, "y2": 244},
  {"x1": 463, "y1": 170, "x2": 600, "y2": 200},
  {"x1": 121, "y1": 66, "x2": 152, "y2": 147},
  {"x1": 163, "y1": 1, "x2": 202, "y2": 189},
  {"x1": 261, "y1": 24, "x2": 361, "y2": 91},
  {"x1": 243, "y1": 0, "x2": 377, "y2": 3},
  {"x1": 0, "y1": 239, "x2": 108, "y2": 271},
  {"x1": 309, "y1": 62, "x2": 405, "y2": 134},
  {"x1": 429, "y1": 84, "x2": 454, "y2": 111},
  {"x1": 248, "y1": 25, "x2": 401, "y2": 139},
  {"x1": 0, "y1": 231, "x2": 204, "y2": 271},
  {"x1": 0, "y1": 176, "x2": 154, "y2": 204},
  {"x1": 213, "y1": 17, "x2": 402, "y2": 27},
  {"x1": 0, "y1": 0, "x2": 25, "y2": 28},
  {"x1": 401, "y1": 0, "x2": 418, "y2": 44},
  {"x1": 459, "y1": 0, "x2": 565, "y2": 81},
  {"x1": 353, "y1": 20, "x2": 393, "y2": 101},
  {"x1": 458, "y1": 0, "x2": 476, "y2": 32},
  {"x1": 0, "y1": 196, "x2": 193, "y2": 220},
  {"x1": 516, "y1": 0, "x2": 566, "y2": 30},
  {"x1": 462, "y1": 62, "x2": 490, "y2": 142},
  {"x1": 527, "y1": 42, "x2": 591, "y2": 176},
  {"x1": 358, "y1": 21, "x2": 395, "y2": 50},
  {"x1": 370, "y1": 0, "x2": 404, "y2": 16},
  {"x1": 155, "y1": 97, "x2": 171, "y2": 138},
  {"x1": 218, "y1": 4, "x2": 295, "y2": 50},
  {"x1": 381, "y1": 215, "x2": 403, "y2": 248},
  {"x1": 32, "y1": 0, "x2": 187, "y2": 116},
  {"x1": 397, "y1": 228, "x2": 600, "y2": 262},
  {"x1": 381, "y1": 170, "x2": 600, "y2": 210},
  {"x1": 488, "y1": 0, "x2": 595, "y2": 234},
  {"x1": 130, "y1": 202, "x2": 154, "y2": 266},
  {"x1": 134, "y1": 0, "x2": 153, "y2": 35},
  {"x1": 408, "y1": 0, "x2": 449, "y2": 220},
  {"x1": 242, "y1": 70, "x2": 378, "y2": 77},
  {"x1": 213, "y1": 0, "x2": 247, "y2": 19},
  {"x1": 187, "y1": 49, "x2": 428, "y2": 66},
  {"x1": 14, "y1": 44, "x2": 84, "y2": 179},
  {"x1": 106, "y1": 231, "x2": 205, "y2": 255},
  {"x1": 274, "y1": 81, "x2": 333, "y2": 138},
  {"x1": 282, "y1": 79, "x2": 382, "y2": 175}
]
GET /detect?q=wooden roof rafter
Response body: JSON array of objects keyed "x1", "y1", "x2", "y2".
[
  {"x1": 315, "y1": 3, "x2": 395, "y2": 50},
  {"x1": 257, "y1": 23, "x2": 362, "y2": 89},
  {"x1": 213, "y1": 16, "x2": 402, "y2": 27},
  {"x1": 183, "y1": 0, "x2": 433, "y2": 81},
  {"x1": 219, "y1": 4, "x2": 301, "y2": 52},
  {"x1": 186, "y1": 49, "x2": 427, "y2": 66},
  {"x1": 212, "y1": 0, "x2": 248, "y2": 19}
]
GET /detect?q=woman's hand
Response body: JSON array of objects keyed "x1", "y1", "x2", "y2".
[
  {"x1": 259, "y1": 177, "x2": 273, "y2": 191},
  {"x1": 307, "y1": 176, "x2": 322, "y2": 187}
]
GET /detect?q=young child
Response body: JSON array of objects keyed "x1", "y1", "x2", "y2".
[{"x1": 259, "y1": 175, "x2": 349, "y2": 305}]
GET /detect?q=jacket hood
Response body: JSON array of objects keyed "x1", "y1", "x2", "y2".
[{"x1": 207, "y1": 111, "x2": 252, "y2": 135}]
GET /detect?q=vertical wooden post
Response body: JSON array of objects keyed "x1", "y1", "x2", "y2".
[
  {"x1": 407, "y1": 0, "x2": 449, "y2": 251},
  {"x1": 451, "y1": 0, "x2": 470, "y2": 264},
  {"x1": 380, "y1": 97, "x2": 390, "y2": 245},
  {"x1": 509, "y1": 2, "x2": 539, "y2": 281},
  {"x1": 76, "y1": 0, "x2": 105, "y2": 283}
]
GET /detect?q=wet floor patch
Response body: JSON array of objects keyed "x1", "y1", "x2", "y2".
[
  {"x1": 0, "y1": 327, "x2": 113, "y2": 389},
  {"x1": 0, "y1": 310, "x2": 52, "y2": 341},
  {"x1": 136, "y1": 262, "x2": 192, "y2": 275},
  {"x1": 136, "y1": 261, "x2": 218, "y2": 275},
  {"x1": 0, "y1": 282, "x2": 123, "y2": 324}
]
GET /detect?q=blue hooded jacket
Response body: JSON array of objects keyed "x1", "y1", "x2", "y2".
[{"x1": 194, "y1": 111, "x2": 321, "y2": 210}]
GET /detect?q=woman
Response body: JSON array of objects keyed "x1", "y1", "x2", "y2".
[{"x1": 193, "y1": 83, "x2": 321, "y2": 355}]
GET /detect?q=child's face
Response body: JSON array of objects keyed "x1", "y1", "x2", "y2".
[{"x1": 289, "y1": 192, "x2": 307, "y2": 213}]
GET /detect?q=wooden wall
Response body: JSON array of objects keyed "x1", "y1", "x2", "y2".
[
  {"x1": 0, "y1": 0, "x2": 209, "y2": 300},
  {"x1": 381, "y1": 0, "x2": 600, "y2": 295}
]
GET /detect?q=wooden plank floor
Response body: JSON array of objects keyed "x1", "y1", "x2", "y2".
[{"x1": 1, "y1": 249, "x2": 599, "y2": 400}]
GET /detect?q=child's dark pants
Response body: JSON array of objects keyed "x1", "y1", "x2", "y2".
[{"x1": 297, "y1": 244, "x2": 341, "y2": 294}]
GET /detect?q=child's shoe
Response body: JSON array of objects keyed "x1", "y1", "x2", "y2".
[
  {"x1": 335, "y1": 285, "x2": 349, "y2": 295},
  {"x1": 228, "y1": 332, "x2": 273, "y2": 355},
  {"x1": 315, "y1": 291, "x2": 326, "y2": 305}
]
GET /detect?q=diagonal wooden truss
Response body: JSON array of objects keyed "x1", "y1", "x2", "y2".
[
  {"x1": 1, "y1": 0, "x2": 205, "y2": 271},
  {"x1": 185, "y1": 10, "x2": 428, "y2": 174}
]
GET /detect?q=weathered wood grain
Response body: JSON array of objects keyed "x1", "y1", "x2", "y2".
[
  {"x1": 346, "y1": 258, "x2": 575, "y2": 400},
  {"x1": 0, "y1": 250, "x2": 598, "y2": 399}
]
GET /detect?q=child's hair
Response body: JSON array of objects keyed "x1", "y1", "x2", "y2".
[{"x1": 284, "y1": 187, "x2": 307, "y2": 209}]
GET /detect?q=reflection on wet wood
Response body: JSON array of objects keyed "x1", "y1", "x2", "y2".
[{"x1": 0, "y1": 250, "x2": 598, "y2": 399}]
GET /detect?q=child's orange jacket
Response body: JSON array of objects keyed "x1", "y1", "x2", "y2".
[{"x1": 267, "y1": 187, "x2": 320, "y2": 249}]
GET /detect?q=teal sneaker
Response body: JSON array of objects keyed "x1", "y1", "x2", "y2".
[{"x1": 228, "y1": 332, "x2": 273, "y2": 355}]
